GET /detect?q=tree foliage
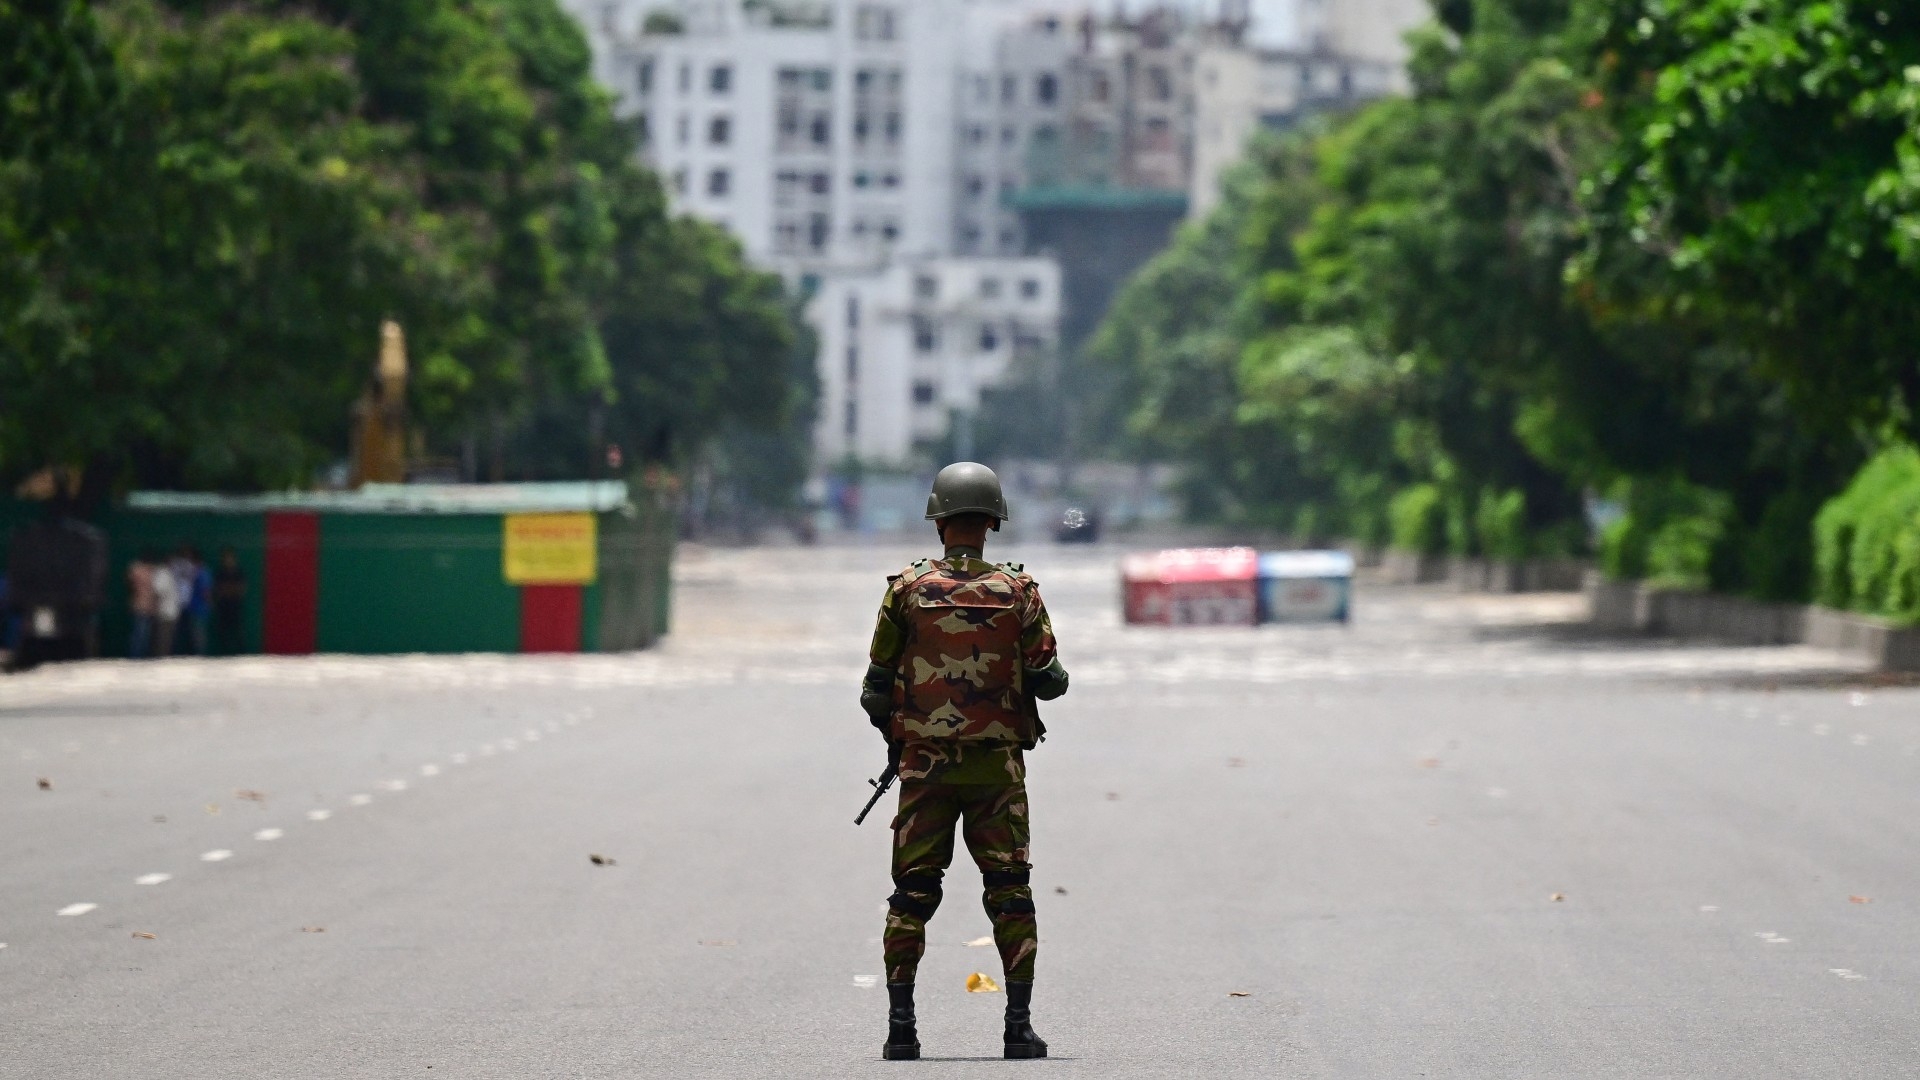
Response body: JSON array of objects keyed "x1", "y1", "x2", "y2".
[
  {"x1": 0, "y1": 0, "x2": 806, "y2": 497},
  {"x1": 1089, "y1": 0, "x2": 1906, "y2": 597}
]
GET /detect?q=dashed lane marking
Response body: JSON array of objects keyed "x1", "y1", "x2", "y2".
[
  {"x1": 348, "y1": 794, "x2": 372, "y2": 807},
  {"x1": 57, "y1": 903, "x2": 98, "y2": 917},
  {"x1": 479, "y1": 744, "x2": 496, "y2": 756},
  {"x1": 306, "y1": 809, "x2": 331, "y2": 821},
  {"x1": 380, "y1": 780, "x2": 407, "y2": 792},
  {"x1": 201, "y1": 849, "x2": 233, "y2": 862},
  {"x1": 134, "y1": 873, "x2": 171, "y2": 886},
  {"x1": 420, "y1": 764, "x2": 441, "y2": 777},
  {"x1": 1831, "y1": 968, "x2": 1866, "y2": 980},
  {"x1": 254, "y1": 828, "x2": 283, "y2": 841},
  {"x1": 451, "y1": 753, "x2": 469, "y2": 765},
  {"x1": 523, "y1": 730, "x2": 541, "y2": 742},
  {"x1": 1754, "y1": 931, "x2": 1791, "y2": 944}
]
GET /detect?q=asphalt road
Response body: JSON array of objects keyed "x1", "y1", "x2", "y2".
[{"x1": 3, "y1": 542, "x2": 1917, "y2": 1078}]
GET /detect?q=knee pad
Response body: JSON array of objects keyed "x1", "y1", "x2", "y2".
[{"x1": 889, "y1": 869, "x2": 944, "y2": 920}]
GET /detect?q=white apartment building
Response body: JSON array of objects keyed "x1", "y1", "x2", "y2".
[
  {"x1": 812, "y1": 258, "x2": 1061, "y2": 464},
  {"x1": 605, "y1": 0, "x2": 964, "y2": 272}
]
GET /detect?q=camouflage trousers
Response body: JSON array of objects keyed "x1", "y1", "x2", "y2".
[{"x1": 884, "y1": 779, "x2": 1037, "y2": 984}]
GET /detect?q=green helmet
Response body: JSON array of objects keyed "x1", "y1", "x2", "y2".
[{"x1": 925, "y1": 461, "x2": 1009, "y2": 523}]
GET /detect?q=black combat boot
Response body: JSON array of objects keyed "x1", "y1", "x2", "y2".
[
  {"x1": 1003, "y1": 981, "x2": 1047, "y2": 1059},
  {"x1": 883, "y1": 982, "x2": 920, "y2": 1060}
]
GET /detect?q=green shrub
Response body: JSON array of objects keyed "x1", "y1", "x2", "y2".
[
  {"x1": 1475, "y1": 487, "x2": 1529, "y2": 561},
  {"x1": 1813, "y1": 445, "x2": 1920, "y2": 623},
  {"x1": 1599, "y1": 477, "x2": 1734, "y2": 590},
  {"x1": 1388, "y1": 484, "x2": 1444, "y2": 554}
]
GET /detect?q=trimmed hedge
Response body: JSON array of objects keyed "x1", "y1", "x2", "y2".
[{"x1": 1813, "y1": 445, "x2": 1920, "y2": 625}]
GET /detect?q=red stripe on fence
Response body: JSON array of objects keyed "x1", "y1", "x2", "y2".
[{"x1": 263, "y1": 512, "x2": 319, "y2": 655}]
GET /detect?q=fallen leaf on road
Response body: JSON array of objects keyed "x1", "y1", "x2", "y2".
[
  {"x1": 1054, "y1": 886, "x2": 1068, "y2": 895},
  {"x1": 235, "y1": 789, "x2": 266, "y2": 803},
  {"x1": 1549, "y1": 893, "x2": 1566, "y2": 902},
  {"x1": 965, "y1": 935, "x2": 994, "y2": 947},
  {"x1": 1227, "y1": 758, "x2": 1246, "y2": 768},
  {"x1": 966, "y1": 973, "x2": 1001, "y2": 993},
  {"x1": 204, "y1": 803, "x2": 220, "y2": 815},
  {"x1": 36, "y1": 777, "x2": 50, "y2": 790},
  {"x1": 152, "y1": 815, "x2": 167, "y2": 824},
  {"x1": 1417, "y1": 758, "x2": 1440, "y2": 769},
  {"x1": 1105, "y1": 792, "x2": 1120, "y2": 801},
  {"x1": 1228, "y1": 991, "x2": 1251, "y2": 998},
  {"x1": 1850, "y1": 895, "x2": 1873, "y2": 904},
  {"x1": 300, "y1": 926, "x2": 326, "y2": 933},
  {"x1": 1426, "y1": 817, "x2": 1441, "y2": 827},
  {"x1": 589, "y1": 853, "x2": 616, "y2": 866},
  {"x1": 699, "y1": 939, "x2": 737, "y2": 947},
  {"x1": 131, "y1": 931, "x2": 156, "y2": 940}
]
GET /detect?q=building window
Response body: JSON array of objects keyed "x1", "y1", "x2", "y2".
[
  {"x1": 676, "y1": 114, "x2": 689, "y2": 145},
  {"x1": 637, "y1": 61, "x2": 654, "y2": 95},
  {"x1": 810, "y1": 172, "x2": 830, "y2": 194},
  {"x1": 709, "y1": 115, "x2": 731, "y2": 145},
  {"x1": 1148, "y1": 66, "x2": 1173, "y2": 101},
  {"x1": 810, "y1": 115, "x2": 831, "y2": 146},
  {"x1": 636, "y1": 114, "x2": 651, "y2": 146},
  {"x1": 853, "y1": 170, "x2": 871, "y2": 189},
  {"x1": 672, "y1": 168, "x2": 688, "y2": 194},
  {"x1": 710, "y1": 65, "x2": 732, "y2": 94},
  {"x1": 678, "y1": 63, "x2": 691, "y2": 93},
  {"x1": 881, "y1": 219, "x2": 900, "y2": 241},
  {"x1": 884, "y1": 112, "x2": 902, "y2": 144},
  {"x1": 913, "y1": 381, "x2": 937, "y2": 405},
  {"x1": 1090, "y1": 70, "x2": 1111, "y2": 103},
  {"x1": 1001, "y1": 74, "x2": 1017, "y2": 104},
  {"x1": 845, "y1": 346, "x2": 859, "y2": 382},
  {"x1": 707, "y1": 168, "x2": 730, "y2": 196},
  {"x1": 913, "y1": 318, "x2": 937, "y2": 353},
  {"x1": 1019, "y1": 278, "x2": 1041, "y2": 300},
  {"x1": 846, "y1": 296, "x2": 860, "y2": 327},
  {"x1": 844, "y1": 399, "x2": 858, "y2": 436},
  {"x1": 965, "y1": 174, "x2": 985, "y2": 198},
  {"x1": 856, "y1": 4, "x2": 897, "y2": 40},
  {"x1": 809, "y1": 212, "x2": 830, "y2": 250},
  {"x1": 967, "y1": 124, "x2": 986, "y2": 145},
  {"x1": 979, "y1": 277, "x2": 1001, "y2": 299},
  {"x1": 880, "y1": 171, "x2": 900, "y2": 189},
  {"x1": 979, "y1": 324, "x2": 999, "y2": 351},
  {"x1": 959, "y1": 223, "x2": 982, "y2": 250},
  {"x1": 998, "y1": 228, "x2": 1019, "y2": 250},
  {"x1": 1036, "y1": 73, "x2": 1059, "y2": 106},
  {"x1": 915, "y1": 275, "x2": 938, "y2": 300},
  {"x1": 1001, "y1": 125, "x2": 1016, "y2": 146}
]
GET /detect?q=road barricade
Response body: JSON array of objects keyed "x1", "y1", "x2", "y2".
[
  {"x1": 1258, "y1": 550, "x2": 1353, "y2": 624},
  {"x1": 1121, "y1": 548, "x2": 1259, "y2": 626}
]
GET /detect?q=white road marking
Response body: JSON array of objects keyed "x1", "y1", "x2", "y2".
[
  {"x1": 135, "y1": 873, "x2": 172, "y2": 886},
  {"x1": 451, "y1": 753, "x2": 469, "y2": 765},
  {"x1": 0, "y1": 942, "x2": 7, "y2": 949},
  {"x1": 1812, "y1": 724, "x2": 1831, "y2": 736},
  {"x1": 57, "y1": 903, "x2": 98, "y2": 917},
  {"x1": 479, "y1": 743, "x2": 496, "y2": 756},
  {"x1": 1830, "y1": 968, "x2": 1866, "y2": 980},
  {"x1": 254, "y1": 828, "x2": 283, "y2": 841},
  {"x1": 1699, "y1": 905, "x2": 1719, "y2": 912},
  {"x1": 1777, "y1": 717, "x2": 1794, "y2": 726},
  {"x1": 201, "y1": 849, "x2": 233, "y2": 862},
  {"x1": 1486, "y1": 787, "x2": 1510, "y2": 799},
  {"x1": 1852, "y1": 733, "x2": 1870, "y2": 746},
  {"x1": 1754, "y1": 931, "x2": 1790, "y2": 944},
  {"x1": 306, "y1": 809, "x2": 331, "y2": 821},
  {"x1": 853, "y1": 975, "x2": 877, "y2": 988},
  {"x1": 380, "y1": 779, "x2": 407, "y2": 792},
  {"x1": 348, "y1": 794, "x2": 373, "y2": 806},
  {"x1": 420, "y1": 764, "x2": 441, "y2": 777}
]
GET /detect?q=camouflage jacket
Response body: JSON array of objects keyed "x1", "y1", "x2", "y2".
[{"x1": 863, "y1": 548, "x2": 1068, "y2": 782}]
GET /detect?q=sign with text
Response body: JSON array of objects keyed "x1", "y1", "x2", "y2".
[{"x1": 503, "y1": 513, "x2": 598, "y2": 585}]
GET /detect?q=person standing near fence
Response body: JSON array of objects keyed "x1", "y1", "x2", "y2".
[
  {"x1": 128, "y1": 553, "x2": 158, "y2": 659},
  {"x1": 181, "y1": 548, "x2": 212, "y2": 656},
  {"x1": 151, "y1": 555, "x2": 180, "y2": 658},
  {"x1": 213, "y1": 548, "x2": 246, "y2": 655}
]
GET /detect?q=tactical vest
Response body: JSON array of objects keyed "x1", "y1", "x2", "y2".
[{"x1": 889, "y1": 559, "x2": 1035, "y2": 746}]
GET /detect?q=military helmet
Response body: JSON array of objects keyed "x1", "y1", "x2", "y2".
[{"x1": 925, "y1": 461, "x2": 1009, "y2": 523}]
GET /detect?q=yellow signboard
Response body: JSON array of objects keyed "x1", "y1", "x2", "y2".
[{"x1": 503, "y1": 513, "x2": 598, "y2": 584}]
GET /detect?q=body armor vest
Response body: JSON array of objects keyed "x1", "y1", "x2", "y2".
[{"x1": 889, "y1": 560, "x2": 1035, "y2": 746}]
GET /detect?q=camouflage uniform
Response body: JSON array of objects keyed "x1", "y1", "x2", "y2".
[{"x1": 862, "y1": 547, "x2": 1069, "y2": 985}]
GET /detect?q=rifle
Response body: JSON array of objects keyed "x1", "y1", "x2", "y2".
[{"x1": 854, "y1": 741, "x2": 902, "y2": 825}]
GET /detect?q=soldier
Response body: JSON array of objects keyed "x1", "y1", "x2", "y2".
[{"x1": 860, "y1": 462, "x2": 1071, "y2": 1061}]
